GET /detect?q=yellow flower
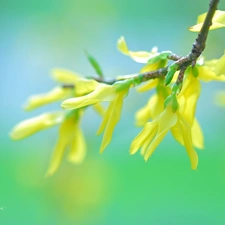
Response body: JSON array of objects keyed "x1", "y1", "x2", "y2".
[
  {"x1": 23, "y1": 68, "x2": 102, "y2": 112},
  {"x1": 130, "y1": 106, "x2": 177, "y2": 159},
  {"x1": 189, "y1": 10, "x2": 225, "y2": 32},
  {"x1": 46, "y1": 110, "x2": 86, "y2": 177},
  {"x1": 10, "y1": 109, "x2": 87, "y2": 176},
  {"x1": 10, "y1": 68, "x2": 106, "y2": 176},
  {"x1": 97, "y1": 89, "x2": 127, "y2": 153},
  {"x1": 198, "y1": 60, "x2": 225, "y2": 82},
  {"x1": 61, "y1": 83, "x2": 117, "y2": 110},
  {"x1": 62, "y1": 81, "x2": 131, "y2": 153},
  {"x1": 135, "y1": 81, "x2": 169, "y2": 126},
  {"x1": 10, "y1": 112, "x2": 64, "y2": 140},
  {"x1": 52, "y1": 68, "x2": 99, "y2": 96},
  {"x1": 117, "y1": 36, "x2": 158, "y2": 63},
  {"x1": 171, "y1": 70, "x2": 204, "y2": 150},
  {"x1": 130, "y1": 105, "x2": 199, "y2": 170},
  {"x1": 24, "y1": 87, "x2": 73, "y2": 111},
  {"x1": 130, "y1": 71, "x2": 204, "y2": 169}
]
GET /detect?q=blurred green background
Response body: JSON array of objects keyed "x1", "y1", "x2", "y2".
[{"x1": 1, "y1": 0, "x2": 225, "y2": 224}]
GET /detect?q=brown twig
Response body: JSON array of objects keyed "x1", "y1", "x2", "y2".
[{"x1": 63, "y1": 0, "x2": 219, "y2": 89}]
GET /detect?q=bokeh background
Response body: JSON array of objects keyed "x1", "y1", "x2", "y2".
[{"x1": 1, "y1": 0, "x2": 225, "y2": 224}]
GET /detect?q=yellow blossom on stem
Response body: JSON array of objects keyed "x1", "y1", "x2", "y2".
[
  {"x1": 131, "y1": 70, "x2": 205, "y2": 169},
  {"x1": 138, "y1": 87, "x2": 170, "y2": 128},
  {"x1": 130, "y1": 105, "x2": 199, "y2": 170},
  {"x1": 97, "y1": 89, "x2": 127, "y2": 153},
  {"x1": 46, "y1": 110, "x2": 86, "y2": 177},
  {"x1": 117, "y1": 36, "x2": 158, "y2": 63},
  {"x1": 52, "y1": 68, "x2": 99, "y2": 96},
  {"x1": 61, "y1": 83, "x2": 117, "y2": 110},
  {"x1": 10, "y1": 68, "x2": 108, "y2": 176},
  {"x1": 135, "y1": 93, "x2": 164, "y2": 126},
  {"x1": 130, "y1": 106, "x2": 177, "y2": 158},
  {"x1": 62, "y1": 80, "x2": 132, "y2": 153},
  {"x1": 171, "y1": 69, "x2": 204, "y2": 150}
]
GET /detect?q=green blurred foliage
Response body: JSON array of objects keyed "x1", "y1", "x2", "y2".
[{"x1": 1, "y1": 0, "x2": 225, "y2": 224}]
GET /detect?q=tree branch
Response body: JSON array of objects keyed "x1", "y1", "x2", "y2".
[
  {"x1": 140, "y1": 0, "x2": 219, "y2": 85},
  {"x1": 63, "y1": 0, "x2": 219, "y2": 89},
  {"x1": 192, "y1": 0, "x2": 219, "y2": 57}
]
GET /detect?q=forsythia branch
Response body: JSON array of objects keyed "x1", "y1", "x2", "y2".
[
  {"x1": 77, "y1": 0, "x2": 220, "y2": 86},
  {"x1": 10, "y1": 0, "x2": 225, "y2": 175}
]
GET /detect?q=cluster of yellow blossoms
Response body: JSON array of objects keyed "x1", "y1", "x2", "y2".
[{"x1": 10, "y1": 10, "x2": 225, "y2": 175}]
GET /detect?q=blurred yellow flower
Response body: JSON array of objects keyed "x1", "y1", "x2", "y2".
[
  {"x1": 10, "y1": 68, "x2": 106, "y2": 176},
  {"x1": 62, "y1": 80, "x2": 131, "y2": 153},
  {"x1": 10, "y1": 112, "x2": 64, "y2": 140},
  {"x1": 24, "y1": 87, "x2": 73, "y2": 111},
  {"x1": 198, "y1": 60, "x2": 225, "y2": 81},
  {"x1": 189, "y1": 10, "x2": 225, "y2": 32},
  {"x1": 46, "y1": 109, "x2": 86, "y2": 177},
  {"x1": 52, "y1": 68, "x2": 99, "y2": 96}
]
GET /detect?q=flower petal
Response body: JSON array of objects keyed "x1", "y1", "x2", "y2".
[
  {"x1": 46, "y1": 109, "x2": 85, "y2": 176},
  {"x1": 97, "y1": 100, "x2": 117, "y2": 135},
  {"x1": 189, "y1": 22, "x2": 225, "y2": 32},
  {"x1": 46, "y1": 116, "x2": 75, "y2": 177},
  {"x1": 144, "y1": 107, "x2": 177, "y2": 161},
  {"x1": 215, "y1": 53, "x2": 225, "y2": 76},
  {"x1": 189, "y1": 10, "x2": 225, "y2": 32},
  {"x1": 67, "y1": 126, "x2": 87, "y2": 164},
  {"x1": 92, "y1": 103, "x2": 105, "y2": 117},
  {"x1": 135, "y1": 96, "x2": 155, "y2": 127},
  {"x1": 136, "y1": 79, "x2": 158, "y2": 92},
  {"x1": 178, "y1": 75, "x2": 201, "y2": 125},
  {"x1": 198, "y1": 66, "x2": 225, "y2": 82},
  {"x1": 24, "y1": 87, "x2": 72, "y2": 111},
  {"x1": 178, "y1": 115, "x2": 198, "y2": 170},
  {"x1": 197, "y1": 10, "x2": 225, "y2": 24},
  {"x1": 61, "y1": 84, "x2": 116, "y2": 110},
  {"x1": 170, "y1": 122, "x2": 184, "y2": 146},
  {"x1": 139, "y1": 59, "x2": 167, "y2": 73},
  {"x1": 10, "y1": 112, "x2": 64, "y2": 140},
  {"x1": 130, "y1": 122, "x2": 157, "y2": 155},
  {"x1": 52, "y1": 68, "x2": 99, "y2": 96},
  {"x1": 117, "y1": 36, "x2": 157, "y2": 63},
  {"x1": 52, "y1": 68, "x2": 80, "y2": 83},
  {"x1": 191, "y1": 119, "x2": 204, "y2": 149},
  {"x1": 99, "y1": 92, "x2": 125, "y2": 153}
]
